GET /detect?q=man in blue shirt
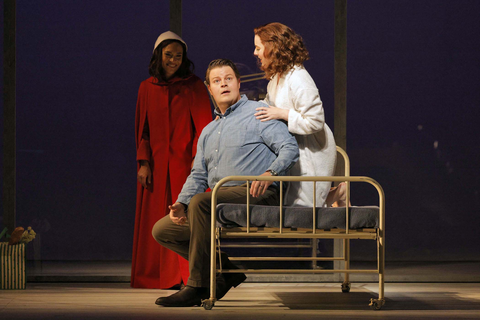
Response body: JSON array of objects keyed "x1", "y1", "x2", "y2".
[{"x1": 152, "y1": 59, "x2": 299, "y2": 307}]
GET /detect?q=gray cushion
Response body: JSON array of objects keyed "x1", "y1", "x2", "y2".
[{"x1": 216, "y1": 204, "x2": 379, "y2": 229}]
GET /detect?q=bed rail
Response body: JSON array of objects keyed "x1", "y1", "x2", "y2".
[{"x1": 203, "y1": 147, "x2": 386, "y2": 311}]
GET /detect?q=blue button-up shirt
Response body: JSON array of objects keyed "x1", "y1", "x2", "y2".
[{"x1": 177, "y1": 95, "x2": 299, "y2": 205}]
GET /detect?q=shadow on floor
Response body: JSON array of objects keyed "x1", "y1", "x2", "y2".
[
  {"x1": 275, "y1": 291, "x2": 379, "y2": 310},
  {"x1": 274, "y1": 291, "x2": 480, "y2": 311}
]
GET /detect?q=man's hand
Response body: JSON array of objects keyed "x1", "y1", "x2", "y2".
[
  {"x1": 250, "y1": 172, "x2": 274, "y2": 198},
  {"x1": 254, "y1": 105, "x2": 289, "y2": 122},
  {"x1": 169, "y1": 202, "x2": 187, "y2": 225},
  {"x1": 137, "y1": 162, "x2": 152, "y2": 188}
]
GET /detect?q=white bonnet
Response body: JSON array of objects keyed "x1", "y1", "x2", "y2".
[{"x1": 153, "y1": 31, "x2": 188, "y2": 52}]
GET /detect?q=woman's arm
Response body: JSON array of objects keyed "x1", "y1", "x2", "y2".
[
  {"x1": 287, "y1": 87, "x2": 325, "y2": 135},
  {"x1": 135, "y1": 81, "x2": 153, "y2": 188},
  {"x1": 286, "y1": 68, "x2": 326, "y2": 135},
  {"x1": 137, "y1": 118, "x2": 152, "y2": 188}
]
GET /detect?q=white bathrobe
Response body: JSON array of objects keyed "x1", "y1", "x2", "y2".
[{"x1": 263, "y1": 65, "x2": 337, "y2": 207}]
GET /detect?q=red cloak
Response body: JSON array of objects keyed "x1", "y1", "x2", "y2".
[{"x1": 131, "y1": 74, "x2": 212, "y2": 289}]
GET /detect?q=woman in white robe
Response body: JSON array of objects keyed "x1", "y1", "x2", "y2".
[{"x1": 253, "y1": 22, "x2": 339, "y2": 207}]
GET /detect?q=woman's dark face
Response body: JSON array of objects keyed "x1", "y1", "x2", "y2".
[{"x1": 161, "y1": 42, "x2": 183, "y2": 79}]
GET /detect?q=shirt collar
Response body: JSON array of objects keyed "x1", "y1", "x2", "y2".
[{"x1": 214, "y1": 95, "x2": 248, "y2": 118}]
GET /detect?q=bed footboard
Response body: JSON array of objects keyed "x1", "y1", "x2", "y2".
[{"x1": 202, "y1": 147, "x2": 385, "y2": 311}]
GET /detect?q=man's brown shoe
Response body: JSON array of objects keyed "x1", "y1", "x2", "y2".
[{"x1": 155, "y1": 286, "x2": 209, "y2": 307}]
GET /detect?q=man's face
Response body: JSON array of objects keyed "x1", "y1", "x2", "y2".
[{"x1": 208, "y1": 66, "x2": 241, "y2": 113}]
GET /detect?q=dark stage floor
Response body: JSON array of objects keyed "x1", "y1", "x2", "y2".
[{"x1": 2, "y1": 282, "x2": 480, "y2": 319}]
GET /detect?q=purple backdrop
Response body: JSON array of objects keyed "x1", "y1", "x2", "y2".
[{"x1": 1, "y1": 0, "x2": 479, "y2": 261}]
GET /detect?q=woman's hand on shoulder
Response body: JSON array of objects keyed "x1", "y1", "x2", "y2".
[
  {"x1": 255, "y1": 105, "x2": 289, "y2": 122},
  {"x1": 137, "y1": 161, "x2": 152, "y2": 188}
]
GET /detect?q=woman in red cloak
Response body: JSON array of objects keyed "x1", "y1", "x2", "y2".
[{"x1": 131, "y1": 31, "x2": 213, "y2": 289}]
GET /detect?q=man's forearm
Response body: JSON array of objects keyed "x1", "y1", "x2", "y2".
[
  {"x1": 260, "y1": 120, "x2": 299, "y2": 175},
  {"x1": 176, "y1": 171, "x2": 209, "y2": 205},
  {"x1": 269, "y1": 144, "x2": 299, "y2": 175}
]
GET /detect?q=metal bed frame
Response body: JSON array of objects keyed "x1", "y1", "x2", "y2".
[{"x1": 202, "y1": 147, "x2": 386, "y2": 310}]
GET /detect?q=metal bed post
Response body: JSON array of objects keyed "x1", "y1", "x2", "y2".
[
  {"x1": 369, "y1": 181, "x2": 386, "y2": 309},
  {"x1": 204, "y1": 173, "x2": 385, "y2": 310},
  {"x1": 204, "y1": 182, "x2": 219, "y2": 310},
  {"x1": 337, "y1": 147, "x2": 351, "y2": 292}
]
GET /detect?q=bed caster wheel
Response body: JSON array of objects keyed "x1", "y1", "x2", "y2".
[
  {"x1": 341, "y1": 282, "x2": 351, "y2": 293},
  {"x1": 369, "y1": 298, "x2": 385, "y2": 310},
  {"x1": 202, "y1": 299, "x2": 215, "y2": 310}
]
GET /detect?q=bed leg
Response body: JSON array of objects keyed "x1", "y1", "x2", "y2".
[
  {"x1": 344, "y1": 238, "x2": 350, "y2": 283},
  {"x1": 371, "y1": 228, "x2": 385, "y2": 310},
  {"x1": 341, "y1": 238, "x2": 350, "y2": 293},
  {"x1": 341, "y1": 281, "x2": 351, "y2": 293},
  {"x1": 202, "y1": 298, "x2": 215, "y2": 310},
  {"x1": 369, "y1": 298, "x2": 385, "y2": 310},
  {"x1": 379, "y1": 227, "x2": 385, "y2": 297},
  {"x1": 311, "y1": 239, "x2": 318, "y2": 269},
  {"x1": 333, "y1": 239, "x2": 343, "y2": 282},
  {"x1": 206, "y1": 226, "x2": 219, "y2": 310}
]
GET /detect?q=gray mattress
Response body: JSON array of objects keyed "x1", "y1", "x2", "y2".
[{"x1": 216, "y1": 204, "x2": 379, "y2": 229}]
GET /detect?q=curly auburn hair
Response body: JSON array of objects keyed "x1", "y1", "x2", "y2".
[
  {"x1": 149, "y1": 39, "x2": 195, "y2": 84},
  {"x1": 254, "y1": 22, "x2": 309, "y2": 80}
]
